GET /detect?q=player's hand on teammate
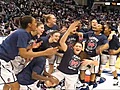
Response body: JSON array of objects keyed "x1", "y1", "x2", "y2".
[
  {"x1": 96, "y1": 46, "x2": 102, "y2": 55},
  {"x1": 109, "y1": 49, "x2": 118, "y2": 55},
  {"x1": 82, "y1": 59, "x2": 98, "y2": 66},
  {"x1": 44, "y1": 47, "x2": 59, "y2": 56},
  {"x1": 32, "y1": 41, "x2": 43, "y2": 49}
]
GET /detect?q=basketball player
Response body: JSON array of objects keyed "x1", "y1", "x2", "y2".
[{"x1": 0, "y1": 15, "x2": 58, "y2": 90}]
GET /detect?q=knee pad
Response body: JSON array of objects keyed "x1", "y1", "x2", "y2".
[{"x1": 109, "y1": 65, "x2": 116, "y2": 72}]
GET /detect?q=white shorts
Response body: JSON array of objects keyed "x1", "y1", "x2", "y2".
[
  {"x1": 80, "y1": 55, "x2": 100, "y2": 73},
  {"x1": 0, "y1": 56, "x2": 26, "y2": 84},
  {"x1": 47, "y1": 53, "x2": 63, "y2": 65},
  {"x1": 47, "y1": 55, "x2": 56, "y2": 65},
  {"x1": 55, "y1": 54, "x2": 63, "y2": 64},
  {"x1": 101, "y1": 54, "x2": 117, "y2": 66},
  {"x1": 52, "y1": 69, "x2": 78, "y2": 90}
]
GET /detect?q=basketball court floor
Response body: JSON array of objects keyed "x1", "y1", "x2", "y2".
[
  {"x1": 88, "y1": 58, "x2": 120, "y2": 90},
  {"x1": 0, "y1": 60, "x2": 120, "y2": 90},
  {"x1": 94, "y1": 69, "x2": 120, "y2": 90},
  {"x1": 0, "y1": 37, "x2": 120, "y2": 90}
]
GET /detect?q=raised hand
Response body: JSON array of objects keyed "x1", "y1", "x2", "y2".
[
  {"x1": 82, "y1": 59, "x2": 98, "y2": 66},
  {"x1": 68, "y1": 20, "x2": 80, "y2": 33}
]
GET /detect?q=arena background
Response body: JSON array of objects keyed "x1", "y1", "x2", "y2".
[{"x1": 0, "y1": 0, "x2": 120, "y2": 90}]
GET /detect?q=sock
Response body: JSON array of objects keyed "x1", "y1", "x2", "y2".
[
  {"x1": 96, "y1": 73, "x2": 101, "y2": 77},
  {"x1": 113, "y1": 77, "x2": 118, "y2": 80}
]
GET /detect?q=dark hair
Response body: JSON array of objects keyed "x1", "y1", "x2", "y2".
[
  {"x1": 14, "y1": 17, "x2": 21, "y2": 27},
  {"x1": 105, "y1": 24, "x2": 112, "y2": 31},
  {"x1": 49, "y1": 30, "x2": 60, "y2": 36},
  {"x1": 73, "y1": 41, "x2": 83, "y2": 47},
  {"x1": 20, "y1": 15, "x2": 33, "y2": 29}
]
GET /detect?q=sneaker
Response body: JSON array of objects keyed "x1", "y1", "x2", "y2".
[
  {"x1": 76, "y1": 84, "x2": 89, "y2": 90},
  {"x1": 59, "y1": 79, "x2": 65, "y2": 88},
  {"x1": 96, "y1": 77, "x2": 106, "y2": 84},
  {"x1": 77, "y1": 86, "x2": 89, "y2": 90},
  {"x1": 88, "y1": 85, "x2": 93, "y2": 90},
  {"x1": 61, "y1": 86, "x2": 65, "y2": 90},
  {"x1": 113, "y1": 79, "x2": 119, "y2": 86},
  {"x1": 80, "y1": 83, "x2": 88, "y2": 89},
  {"x1": 55, "y1": 85, "x2": 61, "y2": 90},
  {"x1": 93, "y1": 82, "x2": 98, "y2": 88},
  {"x1": 77, "y1": 83, "x2": 88, "y2": 90},
  {"x1": 84, "y1": 86, "x2": 89, "y2": 90},
  {"x1": 96, "y1": 76, "x2": 100, "y2": 83},
  {"x1": 76, "y1": 80, "x2": 82, "y2": 88}
]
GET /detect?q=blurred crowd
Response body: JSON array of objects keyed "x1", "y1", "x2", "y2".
[
  {"x1": 0, "y1": 0, "x2": 120, "y2": 36},
  {"x1": 0, "y1": 1, "x2": 120, "y2": 90}
]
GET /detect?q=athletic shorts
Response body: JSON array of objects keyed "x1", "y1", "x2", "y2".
[
  {"x1": 101, "y1": 54, "x2": 117, "y2": 66},
  {"x1": 52, "y1": 69, "x2": 78, "y2": 90},
  {"x1": 0, "y1": 56, "x2": 26, "y2": 84},
  {"x1": 80, "y1": 55, "x2": 100, "y2": 73}
]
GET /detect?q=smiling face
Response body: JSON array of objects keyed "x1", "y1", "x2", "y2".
[
  {"x1": 48, "y1": 14, "x2": 57, "y2": 25},
  {"x1": 37, "y1": 24, "x2": 44, "y2": 36},
  {"x1": 73, "y1": 42, "x2": 82, "y2": 55},
  {"x1": 50, "y1": 32, "x2": 61, "y2": 43}
]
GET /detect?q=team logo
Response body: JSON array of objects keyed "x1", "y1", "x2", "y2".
[
  {"x1": 86, "y1": 39, "x2": 97, "y2": 50},
  {"x1": 67, "y1": 37, "x2": 76, "y2": 47},
  {"x1": 68, "y1": 55, "x2": 81, "y2": 70}
]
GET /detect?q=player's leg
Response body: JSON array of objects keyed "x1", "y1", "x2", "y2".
[
  {"x1": 96, "y1": 54, "x2": 108, "y2": 83},
  {"x1": 109, "y1": 55, "x2": 119, "y2": 86}
]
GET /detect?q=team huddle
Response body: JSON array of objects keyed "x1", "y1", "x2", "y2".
[{"x1": 0, "y1": 14, "x2": 120, "y2": 90}]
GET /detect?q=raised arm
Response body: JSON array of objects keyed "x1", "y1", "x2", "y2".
[{"x1": 59, "y1": 21, "x2": 80, "y2": 52}]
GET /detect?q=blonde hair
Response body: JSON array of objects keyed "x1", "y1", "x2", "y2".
[
  {"x1": 43, "y1": 14, "x2": 54, "y2": 23},
  {"x1": 37, "y1": 21, "x2": 43, "y2": 27}
]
